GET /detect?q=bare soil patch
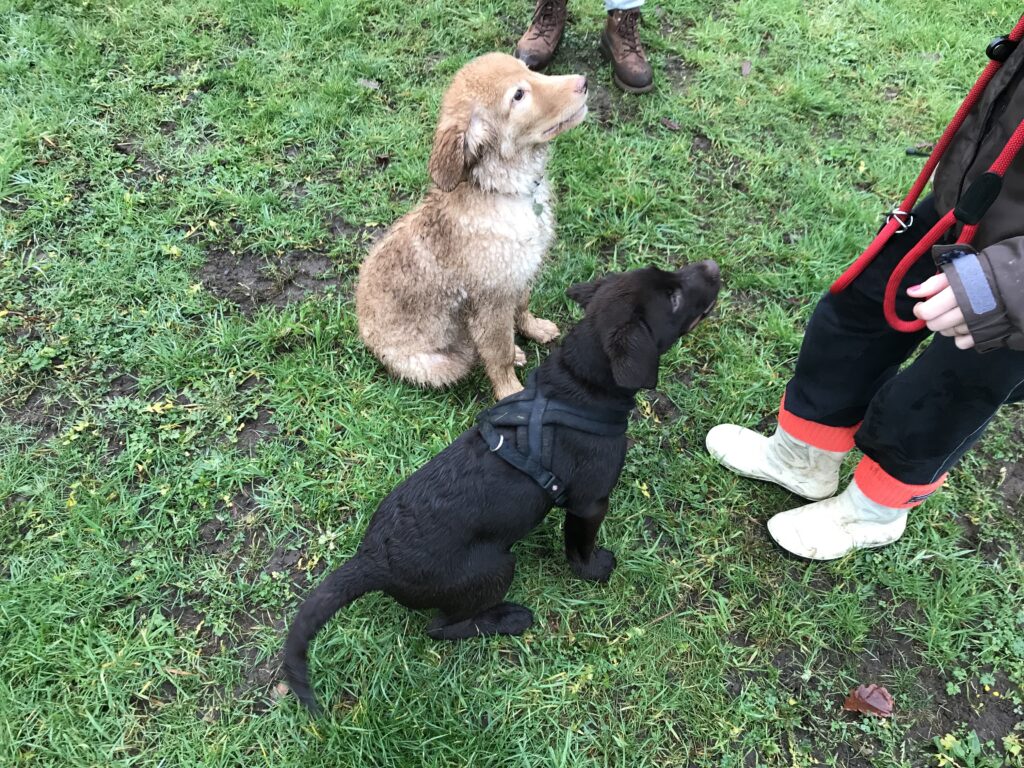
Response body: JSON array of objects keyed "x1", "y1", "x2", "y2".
[
  {"x1": 198, "y1": 248, "x2": 341, "y2": 314},
  {"x1": 325, "y1": 212, "x2": 385, "y2": 245},
  {"x1": 904, "y1": 670, "x2": 1022, "y2": 748},
  {"x1": 648, "y1": 390, "x2": 682, "y2": 423},
  {"x1": 0, "y1": 194, "x2": 30, "y2": 216},
  {"x1": 104, "y1": 372, "x2": 139, "y2": 399},
  {"x1": 663, "y1": 54, "x2": 697, "y2": 91},
  {"x1": 1, "y1": 378, "x2": 76, "y2": 441},
  {"x1": 113, "y1": 136, "x2": 163, "y2": 187},
  {"x1": 234, "y1": 407, "x2": 279, "y2": 452}
]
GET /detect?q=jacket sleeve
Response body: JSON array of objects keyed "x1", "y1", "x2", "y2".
[{"x1": 933, "y1": 239, "x2": 1024, "y2": 353}]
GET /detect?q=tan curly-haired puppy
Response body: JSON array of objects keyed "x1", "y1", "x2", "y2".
[{"x1": 356, "y1": 53, "x2": 588, "y2": 400}]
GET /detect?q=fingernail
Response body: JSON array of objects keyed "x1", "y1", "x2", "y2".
[{"x1": 908, "y1": 284, "x2": 921, "y2": 292}]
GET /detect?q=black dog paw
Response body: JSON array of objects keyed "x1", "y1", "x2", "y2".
[
  {"x1": 493, "y1": 603, "x2": 534, "y2": 635},
  {"x1": 569, "y1": 548, "x2": 616, "y2": 583}
]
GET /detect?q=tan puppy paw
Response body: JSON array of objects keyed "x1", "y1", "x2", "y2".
[
  {"x1": 514, "y1": 345, "x2": 527, "y2": 367},
  {"x1": 493, "y1": 379, "x2": 524, "y2": 401},
  {"x1": 520, "y1": 316, "x2": 560, "y2": 344}
]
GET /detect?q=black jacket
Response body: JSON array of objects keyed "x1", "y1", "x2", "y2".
[{"x1": 932, "y1": 28, "x2": 1024, "y2": 351}]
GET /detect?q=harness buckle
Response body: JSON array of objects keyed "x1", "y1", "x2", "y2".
[
  {"x1": 884, "y1": 207, "x2": 914, "y2": 234},
  {"x1": 535, "y1": 471, "x2": 566, "y2": 502},
  {"x1": 987, "y1": 36, "x2": 1019, "y2": 63}
]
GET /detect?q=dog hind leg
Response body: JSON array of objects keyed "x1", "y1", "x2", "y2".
[
  {"x1": 423, "y1": 551, "x2": 533, "y2": 640},
  {"x1": 427, "y1": 602, "x2": 534, "y2": 640}
]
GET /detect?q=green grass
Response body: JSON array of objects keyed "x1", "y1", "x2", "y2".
[{"x1": 3, "y1": 0, "x2": 1024, "y2": 765}]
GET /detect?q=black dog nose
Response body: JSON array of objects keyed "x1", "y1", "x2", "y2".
[{"x1": 701, "y1": 259, "x2": 720, "y2": 281}]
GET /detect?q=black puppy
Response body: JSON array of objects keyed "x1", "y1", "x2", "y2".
[{"x1": 284, "y1": 262, "x2": 721, "y2": 712}]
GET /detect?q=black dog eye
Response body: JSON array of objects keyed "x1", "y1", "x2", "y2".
[
  {"x1": 670, "y1": 290, "x2": 683, "y2": 312},
  {"x1": 513, "y1": 89, "x2": 525, "y2": 102}
]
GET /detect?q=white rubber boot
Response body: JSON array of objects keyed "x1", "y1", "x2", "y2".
[
  {"x1": 766, "y1": 481, "x2": 907, "y2": 561},
  {"x1": 705, "y1": 425, "x2": 846, "y2": 501}
]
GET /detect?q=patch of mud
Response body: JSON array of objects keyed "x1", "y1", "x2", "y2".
[
  {"x1": 1, "y1": 379, "x2": 75, "y2": 441},
  {"x1": 994, "y1": 417, "x2": 1024, "y2": 514},
  {"x1": 587, "y1": 82, "x2": 640, "y2": 129},
  {"x1": 650, "y1": 6, "x2": 694, "y2": 38},
  {"x1": 589, "y1": 83, "x2": 615, "y2": 127},
  {"x1": 904, "y1": 671, "x2": 1023, "y2": 748},
  {"x1": 648, "y1": 390, "x2": 682, "y2": 423},
  {"x1": 113, "y1": 136, "x2": 163, "y2": 188},
  {"x1": 283, "y1": 181, "x2": 307, "y2": 201},
  {"x1": 969, "y1": 411, "x2": 1024, "y2": 557},
  {"x1": 197, "y1": 517, "x2": 232, "y2": 555},
  {"x1": 96, "y1": 372, "x2": 135, "y2": 459},
  {"x1": 104, "y1": 372, "x2": 139, "y2": 399},
  {"x1": 641, "y1": 516, "x2": 681, "y2": 556},
  {"x1": 771, "y1": 633, "x2": 1022, "y2": 763},
  {"x1": 235, "y1": 407, "x2": 279, "y2": 452},
  {"x1": 197, "y1": 248, "x2": 341, "y2": 314},
  {"x1": 196, "y1": 482, "x2": 262, "y2": 556},
  {"x1": 0, "y1": 194, "x2": 30, "y2": 216},
  {"x1": 694, "y1": 147, "x2": 749, "y2": 193},
  {"x1": 159, "y1": 589, "x2": 285, "y2": 714},
  {"x1": 691, "y1": 133, "x2": 712, "y2": 154},
  {"x1": 263, "y1": 541, "x2": 327, "y2": 591},
  {"x1": 230, "y1": 607, "x2": 287, "y2": 713},
  {"x1": 131, "y1": 680, "x2": 178, "y2": 715},
  {"x1": 326, "y1": 212, "x2": 384, "y2": 245},
  {"x1": 197, "y1": 486, "x2": 324, "y2": 591},
  {"x1": 663, "y1": 54, "x2": 697, "y2": 91}
]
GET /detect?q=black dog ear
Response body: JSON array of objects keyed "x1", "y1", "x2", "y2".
[
  {"x1": 566, "y1": 278, "x2": 604, "y2": 308},
  {"x1": 603, "y1": 318, "x2": 659, "y2": 390}
]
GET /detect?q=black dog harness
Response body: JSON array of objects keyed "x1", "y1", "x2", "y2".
[{"x1": 475, "y1": 373, "x2": 632, "y2": 506}]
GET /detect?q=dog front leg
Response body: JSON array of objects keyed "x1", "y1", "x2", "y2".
[
  {"x1": 516, "y1": 292, "x2": 560, "y2": 344},
  {"x1": 565, "y1": 498, "x2": 616, "y2": 583},
  {"x1": 468, "y1": 304, "x2": 523, "y2": 400}
]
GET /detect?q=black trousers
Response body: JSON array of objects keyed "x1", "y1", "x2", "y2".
[{"x1": 784, "y1": 196, "x2": 1024, "y2": 486}]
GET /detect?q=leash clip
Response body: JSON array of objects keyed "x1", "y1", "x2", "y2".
[
  {"x1": 884, "y1": 207, "x2": 914, "y2": 234},
  {"x1": 987, "y1": 35, "x2": 1019, "y2": 63}
]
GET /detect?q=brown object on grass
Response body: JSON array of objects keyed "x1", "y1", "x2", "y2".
[{"x1": 842, "y1": 684, "x2": 895, "y2": 717}]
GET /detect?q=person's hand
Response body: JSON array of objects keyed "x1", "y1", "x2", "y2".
[{"x1": 908, "y1": 274, "x2": 976, "y2": 349}]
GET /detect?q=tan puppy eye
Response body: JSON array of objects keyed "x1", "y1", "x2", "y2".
[{"x1": 512, "y1": 88, "x2": 525, "y2": 102}]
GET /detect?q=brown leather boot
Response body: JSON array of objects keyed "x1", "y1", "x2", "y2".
[
  {"x1": 600, "y1": 9, "x2": 653, "y2": 93},
  {"x1": 515, "y1": 0, "x2": 568, "y2": 71}
]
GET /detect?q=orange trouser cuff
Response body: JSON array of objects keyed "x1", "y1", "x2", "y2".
[
  {"x1": 777, "y1": 395, "x2": 859, "y2": 453},
  {"x1": 854, "y1": 456, "x2": 946, "y2": 509}
]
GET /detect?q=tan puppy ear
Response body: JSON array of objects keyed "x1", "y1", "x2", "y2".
[
  {"x1": 428, "y1": 107, "x2": 488, "y2": 192},
  {"x1": 429, "y1": 116, "x2": 466, "y2": 192}
]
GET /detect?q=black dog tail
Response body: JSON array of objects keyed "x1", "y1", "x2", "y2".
[{"x1": 283, "y1": 555, "x2": 380, "y2": 714}]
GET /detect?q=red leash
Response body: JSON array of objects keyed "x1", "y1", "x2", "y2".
[{"x1": 830, "y1": 14, "x2": 1024, "y2": 333}]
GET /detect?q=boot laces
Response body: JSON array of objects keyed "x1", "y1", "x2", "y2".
[
  {"x1": 616, "y1": 10, "x2": 643, "y2": 56},
  {"x1": 528, "y1": 0, "x2": 563, "y2": 40}
]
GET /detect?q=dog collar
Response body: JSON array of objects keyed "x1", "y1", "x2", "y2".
[{"x1": 475, "y1": 372, "x2": 632, "y2": 506}]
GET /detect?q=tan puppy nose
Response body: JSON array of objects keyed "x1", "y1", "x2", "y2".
[{"x1": 575, "y1": 76, "x2": 588, "y2": 94}]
